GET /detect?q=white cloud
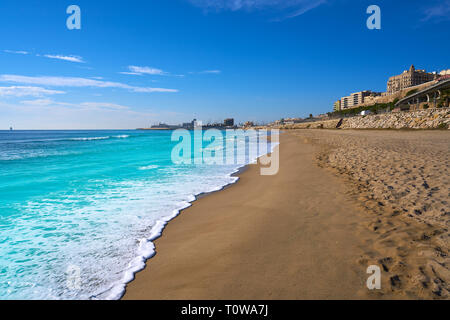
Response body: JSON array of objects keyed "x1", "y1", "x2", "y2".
[
  {"x1": 187, "y1": 0, "x2": 326, "y2": 19},
  {"x1": 0, "y1": 86, "x2": 65, "y2": 97},
  {"x1": 188, "y1": 70, "x2": 221, "y2": 75},
  {"x1": 129, "y1": 66, "x2": 166, "y2": 75},
  {"x1": 133, "y1": 87, "x2": 180, "y2": 93},
  {"x1": 422, "y1": 0, "x2": 450, "y2": 22},
  {"x1": 79, "y1": 102, "x2": 130, "y2": 110},
  {"x1": 121, "y1": 66, "x2": 186, "y2": 78},
  {"x1": 19, "y1": 99, "x2": 131, "y2": 110},
  {"x1": 1, "y1": 100, "x2": 160, "y2": 130},
  {"x1": 0, "y1": 74, "x2": 178, "y2": 93},
  {"x1": 277, "y1": 0, "x2": 326, "y2": 20},
  {"x1": 4, "y1": 50, "x2": 86, "y2": 63},
  {"x1": 121, "y1": 66, "x2": 167, "y2": 76},
  {"x1": 43, "y1": 54, "x2": 85, "y2": 63},
  {"x1": 119, "y1": 72, "x2": 143, "y2": 76},
  {"x1": 19, "y1": 99, "x2": 58, "y2": 106},
  {"x1": 201, "y1": 70, "x2": 221, "y2": 74},
  {"x1": 4, "y1": 50, "x2": 29, "y2": 55}
]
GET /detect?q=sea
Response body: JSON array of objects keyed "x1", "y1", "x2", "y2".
[{"x1": 0, "y1": 129, "x2": 275, "y2": 300}]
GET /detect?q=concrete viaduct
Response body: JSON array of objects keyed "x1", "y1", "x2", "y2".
[{"x1": 395, "y1": 78, "x2": 450, "y2": 110}]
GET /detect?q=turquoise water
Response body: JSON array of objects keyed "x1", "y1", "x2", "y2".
[{"x1": 0, "y1": 130, "x2": 271, "y2": 299}]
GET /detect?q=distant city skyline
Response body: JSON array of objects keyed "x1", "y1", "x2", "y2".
[{"x1": 0, "y1": 0, "x2": 449, "y2": 129}]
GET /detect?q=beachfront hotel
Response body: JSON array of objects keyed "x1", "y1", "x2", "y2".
[
  {"x1": 334, "y1": 90, "x2": 381, "y2": 111},
  {"x1": 333, "y1": 100, "x2": 341, "y2": 112},
  {"x1": 387, "y1": 65, "x2": 437, "y2": 94},
  {"x1": 332, "y1": 65, "x2": 446, "y2": 112}
]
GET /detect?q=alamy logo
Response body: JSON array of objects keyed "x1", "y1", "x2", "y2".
[
  {"x1": 66, "y1": 5, "x2": 81, "y2": 30},
  {"x1": 66, "y1": 265, "x2": 81, "y2": 290},
  {"x1": 366, "y1": 5, "x2": 381, "y2": 30},
  {"x1": 366, "y1": 265, "x2": 381, "y2": 290},
  {"x1": 171, "y1": 123, "x2": 279, "y2": 176}
]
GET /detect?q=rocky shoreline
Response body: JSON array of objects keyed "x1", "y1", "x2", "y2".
[{"x1": 276, "y1": 108, "x2": 450, "y2": 130}]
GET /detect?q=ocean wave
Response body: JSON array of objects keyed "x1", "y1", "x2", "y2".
[
  {"x1": 102, "y1": 141, "x2": 279, "y2": 300},
  {"x1": 0, "y1": 135, "x2": 132, "y2": 145},
  {"x1": 70, "y1": 135, "x2": 131, "y2": 141},
  {"x1": 0, "y1": 131, "x2": 279, "y2": 300},
  {"x1": 138, "y1": 165, "x2": 159, "y2": 170},
  {"x1": 0, "y1": 150, "x2": 82, "y2": 161},
  {"x1": 69, "y1": 136, "x2": 110, "y2": 141}
]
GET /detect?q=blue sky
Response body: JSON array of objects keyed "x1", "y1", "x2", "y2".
[{"x1": 0, "y1": 0, "x2": 449, "y2": 129}]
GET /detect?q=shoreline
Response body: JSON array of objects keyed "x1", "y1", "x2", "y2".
[
  {"x1": 123, "y1": 132, "x2": 374, "y2": 300},
  {"x1": 108, "y1": 143, "x2": 274, "y2": 300},
  {"x1": 123, "y1": 130, "x2": 449, "y2": 299}
]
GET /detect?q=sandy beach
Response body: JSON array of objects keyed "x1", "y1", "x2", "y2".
[{"x1": 124, "y1": 130, "x2": 449, "y2": 300}]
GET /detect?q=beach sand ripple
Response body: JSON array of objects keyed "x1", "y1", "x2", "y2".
[{"x1": 293, "y1": 129, "x2": 450, "y2": 299}]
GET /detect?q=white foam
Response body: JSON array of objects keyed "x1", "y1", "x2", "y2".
[
  {"x1": 103, "y1": 200, "x2": 194, "y2": 300},
  {"x1": 138, "y1": 165, "x2": 159, "y2": 170},
  {"x1": 70, "y1": 136, "x2": 110, "y2": 141},
  {"x1": 102, "y1": 139, "x2": 278, "y2": 300},
  {"x1": 0, "y1": 130, "x2": 279, "y2": 300}
]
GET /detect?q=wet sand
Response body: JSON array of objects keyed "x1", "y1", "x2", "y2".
[{"x1": 124, "y1": 130, "x2": 449, "y2": 300}]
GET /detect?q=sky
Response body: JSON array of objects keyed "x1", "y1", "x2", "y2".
[{"x1": 0, "y1": 0, "x2": 449, "y2": 129}]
